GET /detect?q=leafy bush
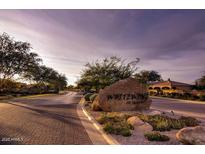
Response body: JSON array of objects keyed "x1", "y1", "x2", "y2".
[
  {"x1": 84, "y1": 93, "x2": 93, "y2": 101},
  {"x1": 199, "y1": 95, "x2": 205, "y2": 101},
  {"x1": 103, "y1": 122, "x2": 132, "y2": 137},
  {"x1": 154, "y1": 120, "x2": 171, "y2": 131},
  {"x1": 179, "y1": 116, "x2": 200, "y2": 127},
  {"x1": 120, "y1": 127, "x2": 132, "y2": 137},
  {"x1": 144, "y1": 132, "x2": 170, "y2": 141},
  {"x1": 89, "y1": 93, "x2": 98, "y2": 102},
  {"x1": 97, "y1": 113, "x2": 133, "y2": 137},
  {"x1": 191, "y1": 95, "x2": 200, "y2": 100},
  {"x1": 137, "y1": 114, "x2": 200, "y2": 131}
]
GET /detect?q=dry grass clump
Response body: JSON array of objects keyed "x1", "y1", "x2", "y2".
[
  {"x1": 144, "y1": 131, "x2": 170, "y2": 141},
  {"x1": 97, "y1": 113, "x2": 133, "y2": 137},
  {"x1": 137, "y1": 114, "x2": 200, "y2": 131}
]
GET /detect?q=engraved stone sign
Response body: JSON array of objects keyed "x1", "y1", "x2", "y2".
[{"x1": 97, "y1": 77, "x2": 151, "y2": 111}]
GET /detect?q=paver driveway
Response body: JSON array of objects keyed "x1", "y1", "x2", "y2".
[{"x1": 0, "y1": 92, "x2": 92, "y2": 145}]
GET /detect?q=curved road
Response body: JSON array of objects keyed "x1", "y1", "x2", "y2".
[
  {"x1": 1, "y1": 93, "x2": 205, "y2": 144},
  {"x1": 0, "y1": 92, "x2": 94, "y2": 145},
  {"x1": 151, "y1": 97, "x2": 205, "y2": 120}
]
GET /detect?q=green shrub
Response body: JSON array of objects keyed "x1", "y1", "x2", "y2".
[
  {"x1": 179, "y1": 116, "x2": 200, "y2": 127},
  {"x1": 97, "y1": 113, "x2": 132, "y2": 137},
  {"x1": 103, "y1": 122, "x2": 115, "y2": 134},
  {"x1": 137, "y1": 114, "x2": 200, "y2": 131},
  {"x1": 84, "y1": 93, "x2": 93, "y2": 101},
  {"x1": 144, "y1": 132, "x2": 170, "y2": 141},
  {"x1": 199, "y1": 95, "x2": 205, "y2": 101},
  {"x1": 120, "y1": 128, "x2": 132, "y2": 137},
  {"x1": 89, "y1": 94, "x2": 98, "y2": 102},
  {"x1": 154, "y1": 120, "x2": 170, "y2": 131},
  {"x1": 103, "y1": 122, "x2": 132, "y2": 137},
  {"x1": 191, "y1": 95, "x2": 200, "y2": 100},
  {"x1": 169, "y1": 119, "x2": 185, "y2": 129}
]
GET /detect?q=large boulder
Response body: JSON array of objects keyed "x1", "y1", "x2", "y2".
[
  {"x1": 127, "y1": 116, "x2": 152, "y2": 132},
  {"x1": 138, "y1": 122, "x2": 153, "y2": 132},
  {"x1": 127, "y1": 116, "x2": 145, "y2": 127},
  {"x1": 176, "y1": 126, "x2": 205, "y2": 145},
  {"x1": 146, "y1": 110, "x2": 162, "y2": 116},
  {"x1": 98, "y1": 77, "x2": 151, "y2": 112},
  {"x1": 91, "y1": 96, "x2": 102, "y2": 111}
]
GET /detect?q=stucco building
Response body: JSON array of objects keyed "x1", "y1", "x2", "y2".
[{"x1": 148, "y1": 79, "x2": 192, "y2": 95}]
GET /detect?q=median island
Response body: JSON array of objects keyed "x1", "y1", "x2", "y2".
[{"x1": 77, "y1": 57, "x2": 205, "y2": 145}]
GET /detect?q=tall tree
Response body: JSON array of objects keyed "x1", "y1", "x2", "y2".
[
  {"x1": 0, "y1": 32, "x2": 41, "y2": 88},
  {"x1": 24, "y1": 65, "x2": 67, "y2": 91},
  {"x1": 134, "y1": 70, "x2": 162, "y2": 84},
  {"x1": 0, "y1": 33, "x2": 67, "y2": 94},
  {"x1": 196, "y1": 73, "x2": 205, "y2": 87},
  {"x1": 77, "y1": 56, "x2": 139, "y2": 91}
]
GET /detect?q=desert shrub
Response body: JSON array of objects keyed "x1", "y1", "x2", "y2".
[
  {"x1": 103, "y1": 122, "x2": 115, "y2": 133},
  {"x1": 168, "y1": 119, "x2": 185, "y2": 129},
  {"x1": 97, "y1": 113, "x2": 133, "y2": 137},
  {"x1": 103, "y1": 122, "x2": 132, "y2": 137},
  {"x1": 137, "y1": 114, "x2": 200, "y2": 131},
  {"x1": 84, "y1": 93, "x2": 93, "y2": 101},
  {"x1": 98, "y1": 113, "x2": 132, "y2": 124},
  {"x1": 199, "y1": 95, "x2": 205, "y2": 101},
  {"x1": 144, "y1": 132, "x2": 170, "y2": 141},
  {"x1": 119, "y1": 127, "x2": 132, "y2": 137},
  {"x1": 154, "y1": 120, "x2": 171, "y2": 131},
  {"x1": 191, "y1": 95, "x2": 200, "y2": 100},
  {"x1": 89, "y1": 93, "x2": 98, "y2": 102},
  {"x1": 179, "y1": 116, "x2": 200, "y2": 127}
]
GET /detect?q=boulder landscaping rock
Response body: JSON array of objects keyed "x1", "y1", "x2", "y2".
[
  {"x1": 176, "y1": 126, "x2": 205, "y2": 145},
  {"x1": 127, "y1": 116, "x2": 145, "y2": 127},
  {"x1": 146, "y1": 110, "x2": 162, "y2": 116},
  {"x1": 127, "y1": 116, "x2": 153, "y2": 132},
  {"x1": 91, "y1": 96, "x2": 102, "y2": 111},
  {"x1": 97, "y1": 77, "x2": 152, "y2": 112},
  {"x1": 138, "y1": 122, "x2": 153, "y2": 132}
]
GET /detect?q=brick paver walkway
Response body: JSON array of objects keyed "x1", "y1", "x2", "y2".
[{"x1": 0, "y1": 93, "x2": 92, "y2": 145}]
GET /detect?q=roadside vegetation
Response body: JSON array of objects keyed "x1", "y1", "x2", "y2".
[
  {"x1": 97, "y1": 113, "x2": 133, "y2": 137},
  {"x1": 95, "y1": 112, "x2": 200, "y2": 140},
  {"x1": 77, "y1": 56, "x2": 163, "y2": 93},
  {"x1": 137, "y1": 114, "x2": 200, "y2": 131},
  {"x1": 0, "y1": 33, "x2": 67, "y2": 97},
  {"x1": 144, "y1": 132, "x2": 170, "y2": 141},
  {"x1": 134, "y1": 70, "x2": 162, "y2": 84},
  {"x1": 84, "y1": 93, "x2": 93, "y2": 101},
  {"x1": 77, "y1": 57, "x2": 139, "y2": 92}
]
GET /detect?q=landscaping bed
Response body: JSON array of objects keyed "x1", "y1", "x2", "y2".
[{"x1": 82, "y1": 95, "x2": 205, "y2": 145}]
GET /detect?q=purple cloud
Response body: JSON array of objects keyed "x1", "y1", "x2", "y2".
[{"x1": 0, "y1": 10, "x2": 205, "y2": 84}]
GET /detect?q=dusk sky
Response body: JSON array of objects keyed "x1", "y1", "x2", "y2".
[{"x1": 0, "y1": 10, "x2": 205, "y2": 85}]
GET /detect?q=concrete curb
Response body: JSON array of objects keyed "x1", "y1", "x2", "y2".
[{"x1": 79, "y1": 98, "x2": 120, "y2": 145}]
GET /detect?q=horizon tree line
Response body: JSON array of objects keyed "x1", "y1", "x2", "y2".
[{"x1": 0, "y1": 32, "x2": 67, "y2": 95}]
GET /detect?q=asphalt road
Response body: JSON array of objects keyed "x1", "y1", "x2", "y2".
[
  {"x1": 0, "y1": 92, "x2": 93, "y2": 145},
  {"x1": 151, "y1": 97, "x2": 205, "y2": 120}
]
